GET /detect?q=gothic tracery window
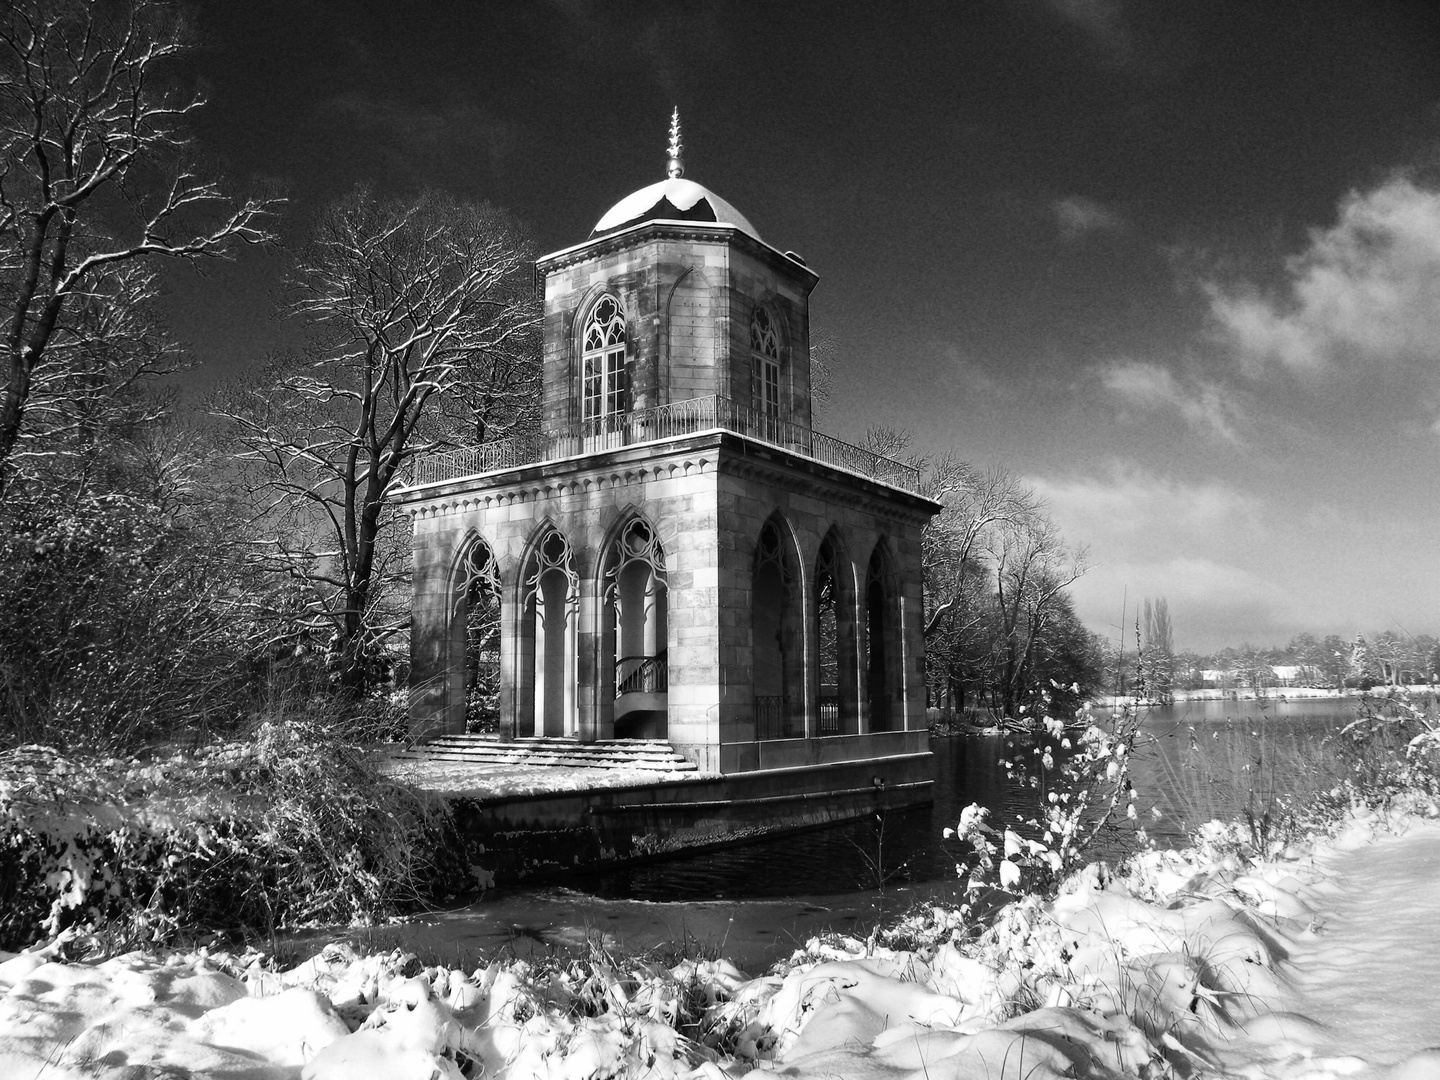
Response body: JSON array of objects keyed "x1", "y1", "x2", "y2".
[
  {"x1": 604, "y1": 518, "x2": 668, "y2": 603},
  {"x1": 582, "y1": 295, "x2": 628, "y2": 424},
  {"x1": 523, "y1": 530, "x2": 578, "y2": 608},
  {"x1": 750, "y1": 306, "x2": 782, "y2": 422},
  {"x1": 522, "y1": 528, "x2": 579, "y2": 737},
  {"x1": 604, "y1": 518, "x2": 669, "y2": 711}
]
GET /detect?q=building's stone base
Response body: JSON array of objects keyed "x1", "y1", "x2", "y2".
[{"x1": 447, "y1": 749, "x2": 934, "y2": 883}]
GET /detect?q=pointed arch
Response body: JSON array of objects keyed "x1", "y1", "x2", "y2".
[
  {"x1": 864, "y1": 537, "x2": 902, "y2": 732},
  {"x1": 600, "y1": 511, "x2": 670, "y2": 738},
  {"x1": 813, "y1": 527, "x2": 859, "y2": 736},
  {"x1": 447, "y1": 532, "x2": 502, "y2": 733},
  {"x1": 751, "y1": 513, "x2": 805, "y2": 739},
  {"x1": 517, "y1": 522, "x2": 579, "y2": 737}
]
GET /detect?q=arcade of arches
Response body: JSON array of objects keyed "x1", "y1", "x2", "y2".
[{"x1": 443, "y1": 513, "x2": 906, "y2": 745}]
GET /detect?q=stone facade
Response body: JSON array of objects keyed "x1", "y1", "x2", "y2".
[
  {"x1": 400, "y1": 196, "x2": 940, "y2": 774},
  {"x1": 538, "y1": 226, "x2": 814, "y2": 430}
]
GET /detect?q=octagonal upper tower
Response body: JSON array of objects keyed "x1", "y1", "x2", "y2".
[{"x1": 534, "y1": 112, "x2": 818, "y2": 442}]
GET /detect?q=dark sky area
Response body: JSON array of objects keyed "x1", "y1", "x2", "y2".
[{"x1": 162, "y1": 0, "x2": 1440, "y2": 652}]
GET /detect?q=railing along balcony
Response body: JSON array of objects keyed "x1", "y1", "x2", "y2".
[
  {"x1": 407, "y1": 394, "x2": 921, "y2": 493},
  {"x1": 615, "y1": 654, "x2": 668, "y2": 696}
]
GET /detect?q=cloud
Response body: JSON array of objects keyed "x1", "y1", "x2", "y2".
[
  {"x1": 1028, "y1": 463, "x2": 1263, "y2": 550},
  {"x1": 1206, "y1": 175, "x2": 1440, "y2": 375},
  {"x1": 1097, "y1": 360, "x2": 1244, "y2": 444},
  {"x1": 1068, "y1": 555, "x2": 1290, "y2": 650},
  {"x1": 1026, "y1": 463, "x2": 1286, "y2": 648},
  {"x1": 937, "y1": 344, "x2": 1011, "y2": 400},
  {"x1": 1043, "y1": 0, "x2": 1132, "y2": 63},
  {"x1": 1053, "y1": 195, "x2": 1126, "y2": 240}
]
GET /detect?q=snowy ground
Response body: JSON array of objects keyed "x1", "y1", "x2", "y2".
[{"x1": 4, "y1": 800, "x2": 1439, "y2": 1079}]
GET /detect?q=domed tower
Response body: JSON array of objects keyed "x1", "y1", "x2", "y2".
[
  {"x1": 537, "y1": 117, "x2": 817, "y2": 445},
  {"x1": 402, "y1": 114, "x2": 939, "y2": 775}
]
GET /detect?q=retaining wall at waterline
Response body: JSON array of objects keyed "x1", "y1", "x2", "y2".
[{"x1": 449, "y1": 751, "x2": 935, "y2": 882}]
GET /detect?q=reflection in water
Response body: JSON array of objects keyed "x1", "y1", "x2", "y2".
[{"x1": 420, "y1": 696, "x2": 1368, "y2": 971}]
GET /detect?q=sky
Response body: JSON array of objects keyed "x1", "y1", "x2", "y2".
[{"x1": 163, "y1": 0, "x2": 1440, "y2": 654}]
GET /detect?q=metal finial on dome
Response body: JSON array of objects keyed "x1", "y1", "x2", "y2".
[{"x1": 666, "y1": 108, "x2": 684, "y2": 179}]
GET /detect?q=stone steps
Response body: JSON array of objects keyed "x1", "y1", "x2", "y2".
[{"x1": 398, "y1": 735, "x2": 698, "y2": 773}]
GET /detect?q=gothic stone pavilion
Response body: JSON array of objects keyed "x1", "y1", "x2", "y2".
[{"x1": 400, "y1": 128, "x2": 941, "y2": 774}]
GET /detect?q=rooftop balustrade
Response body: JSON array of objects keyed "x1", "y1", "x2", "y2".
[{"x1": 406, "y1": 394, "x2": 922, "y2": 493}]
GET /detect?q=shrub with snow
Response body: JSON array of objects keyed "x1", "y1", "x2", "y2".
[{"x1": 0, "y1": 720, "x2": 463, "y2": 952}]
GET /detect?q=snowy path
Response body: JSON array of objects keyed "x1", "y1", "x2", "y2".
[{"x1": 1283, "y1": 818, "x2": 1440, "y2": 1070}]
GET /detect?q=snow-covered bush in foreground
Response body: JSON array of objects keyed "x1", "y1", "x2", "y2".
[
  {"x1": 948, "y1": 693, "x2": 1148, "y2": 903},
  {"x1": 0, "y1": 721, "x2": 462, "y2": 951}
]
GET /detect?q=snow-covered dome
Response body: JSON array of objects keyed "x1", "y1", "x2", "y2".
[{"x1": 591, "y1": 177, "x2": 760, "y2": 242}]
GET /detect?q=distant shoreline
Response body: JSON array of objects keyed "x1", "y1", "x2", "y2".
[
  {"x1": 1096, "y1": 683, "x2": 1437, "y2": 707},
  {"x1": 926, "y1": 684, "x2": 1440, "y2": 735}
]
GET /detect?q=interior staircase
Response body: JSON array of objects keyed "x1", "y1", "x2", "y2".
[{"x1": 397, "y1": 734, "x2": 698, "y2": 773}]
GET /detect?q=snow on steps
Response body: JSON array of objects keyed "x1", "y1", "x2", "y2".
[{"x1": 397, "y1": 734, "x2": 698, "y2": 773}]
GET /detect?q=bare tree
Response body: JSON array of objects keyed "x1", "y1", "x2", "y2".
[
  {"x1": 217, "y1": 189, "x2": 540, "y2": 691},
  {"x1": 922, "y1": 459, "x2": 1034, "y2": 637},
  {"x1": 1141, "y1": 596, "x2": 1175, "y2": 702},
  {"x1": 0, "y1": 0, "x2": 275, "y2": 496},
  {"x1": 987, "y1": 507, "x2": 1088, "y2": 718},
  {"x1": 0, "y1": 413, "x2": 262, "y2": 751},
  {"x1": 809, "y1": 326, "x2": 836, "y2": 413}
]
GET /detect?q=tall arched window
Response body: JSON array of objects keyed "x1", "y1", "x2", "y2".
[
  {"x1": 750, "y1": 306, "x2": 782, "y2": 436},
  {"x1": 603, "y1": 517, "x2": 669, "y2": 738},
  {"x1": 814, "y1": 532, "x2": 858, "y2": 736},
  {"x1": 454, "y1": 539, "x2": 501, "y2": 733},
  {"x1": 520, "y1": 528, "x2": 578, "y2": 737},
  {"x1": 582, "y1": 295, "x2": 628, "y2": 428}
]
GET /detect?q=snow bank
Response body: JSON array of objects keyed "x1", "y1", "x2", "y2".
[{"x1": 3, "y1": 804, "x2": 1439, "y2": 1079}]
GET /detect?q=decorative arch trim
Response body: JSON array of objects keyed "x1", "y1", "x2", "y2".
[
  {"x1": 601, "y1": 511, "x2": 668, "y2": 599},
  {"x1": 579, "y1": 292, "x2": 629, "y2": 424},
  {"x1": 519, "y1": 521, "x2": 579, "y2": 607},
  {"x1": 753, "y1": 512, "x2": 804, "y2": 597},
  {"x1": 450, "y1": 530, "x2": 500, "y2": 616}
]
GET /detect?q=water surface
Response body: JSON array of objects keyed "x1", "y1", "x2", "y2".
[{"x1": 400, "y1": 695, "x2": 1373, "y2": 971}]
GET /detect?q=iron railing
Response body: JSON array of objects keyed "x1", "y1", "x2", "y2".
[
  {"x1": 817, "y1": 695, "x2": 841, "y2": 736},
  {"x1": 408, "y1": 394, "x2": 921, "y2": 493},
  {"x1": 615, "y1": 654, "x2": 668, "y2": 696},
  {"x1": 754, "y1": 695, "x2": 803, "y2": 740}
]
